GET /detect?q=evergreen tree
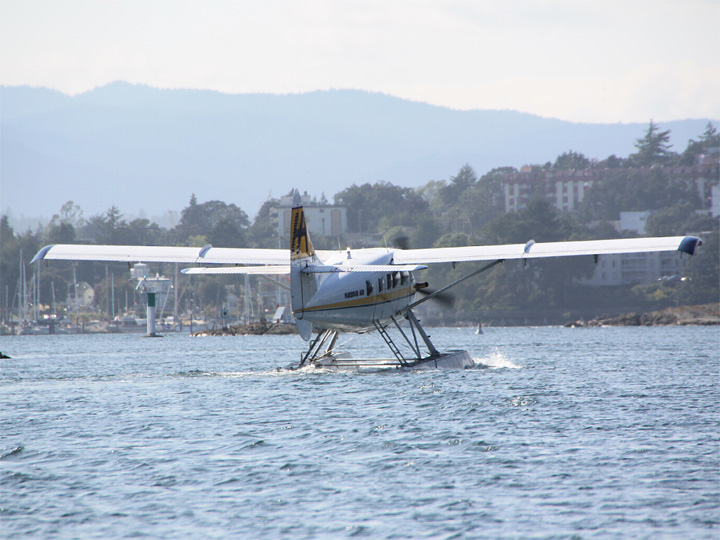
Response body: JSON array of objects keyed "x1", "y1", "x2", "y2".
[
  {"x1": 46, "y1": 222, "x2": 76, "y2": 244},
  {"x1": 698, "y1": 122, "x2": 719, "y2": 147},
  {"x1": 83, "y1": 206, "x2": 127, "y2": 244},
  {"x1": 248, "y1": 198, "x2": 280, "y2": 248},
  {"x1": 440, "y1": 164, "x2": 478, "y2": 206},
  {"x1": 680, "y1": 122, "x2": 719, "y2": 165},
  {"x1": 334, "y1": 182, "x2": 430, "y2": 234},
  {"x1": 553, "y1": 151, "x2": 590, "y2": 170},
  {"x1": 580, "y1": 168, "x2": 699, "y2": 222},
  {"x1": 174, "y1": 196, "x2": 249, "y2": 246},
  {"x1": 631, "y1": 120, "x2": 674, "y2": 165},
  {"x1": 463, "y1": 167, "x2": 508, "y2": 231}
]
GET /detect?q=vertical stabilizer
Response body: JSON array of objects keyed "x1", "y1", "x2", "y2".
[
  {"x1": 290, "y1": 205, "x2": 316, "y2": 262},
  {"x1": 290, "y1": 203, "x2": 320, "y2": 339}
]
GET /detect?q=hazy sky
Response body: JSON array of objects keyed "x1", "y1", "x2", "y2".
[{"x1": 1, "y1": 0, "x2": 718, "y2": 123}]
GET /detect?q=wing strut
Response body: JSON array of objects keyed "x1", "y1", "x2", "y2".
[{"x1": 404, "y1": 311, "x2": 439, "y2": 357}]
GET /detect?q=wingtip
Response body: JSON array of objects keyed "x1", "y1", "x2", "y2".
[
  {"x1": 678, "y1": 236, "x2": 702, "y2": 256},
  {"x1": 30, "y1": 245, "x2": 55, "y2": 264}
]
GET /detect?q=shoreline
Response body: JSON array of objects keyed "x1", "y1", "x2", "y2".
[
  {"x1": 191, "y1": 322, "x2": 298, "y2": 336},
  {"x1": 564, "y1": 303, "x2": 719, "y2": 327}
]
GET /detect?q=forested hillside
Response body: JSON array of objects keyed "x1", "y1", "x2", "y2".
[
  {"x1": 2, "y1": 122, "x2": 718, "y2": 324},
  {"x1": 2, "y1": 83, "x2": 715, "y2": 225}
]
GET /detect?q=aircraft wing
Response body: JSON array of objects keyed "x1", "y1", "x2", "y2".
[
  {"x1": 32, "y1": 236, "x2": 702, "y2": 268},
  {"x1": 31, "y1": 244, "x2": 289, "y2": 266},
  {"x1": 392, "y1": 236, "x2": 702, "y2": 265}
]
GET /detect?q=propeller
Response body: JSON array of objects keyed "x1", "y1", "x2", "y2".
[
  {"x1": 414, "y1": 282, "x2": 456, "y2": 308},
  {"x1": 392, "y1": 235, "x2": 456, "y2": 308},
  {"x1": 392, "y1": 235, "x2": 410, "y2": 250}
]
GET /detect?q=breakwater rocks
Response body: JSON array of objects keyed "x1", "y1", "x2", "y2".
[
  {"x1": 565, "y1": 303, "x2": 719, "y2": 327},
  {"x1": 192, "y1": 322, "x2": 298, "y2": 337}
]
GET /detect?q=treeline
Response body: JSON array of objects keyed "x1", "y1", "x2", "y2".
[{"x1": 1, "y1": 122, "x2": 718, "y2": 319}]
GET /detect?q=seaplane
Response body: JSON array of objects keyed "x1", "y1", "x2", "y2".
[{"x1": 32, "y1": 194, "x2": 702, "y2": 370}]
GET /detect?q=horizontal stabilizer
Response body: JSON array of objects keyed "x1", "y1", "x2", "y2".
[{"x1": 295, "y1": 319, "x2": 313, "y2": 341}]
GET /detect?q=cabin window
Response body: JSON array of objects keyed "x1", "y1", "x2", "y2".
[
  {"x1": 400, "y1": 272, "x2": 409, "y2": 286},
  {"x1": 378, "y1": 278, "x2": 383, "y2": 293},
  {"x1": 392, "y1": 271, "x2": 399, "y2": 288},
  {"x1": 386, "y1": 273, "x2": 392, "y2": 289},
  {"x1": 366, "y1": 280, "x2": 374, "y2": 296}
]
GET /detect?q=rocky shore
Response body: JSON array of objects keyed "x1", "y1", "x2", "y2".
[
  {"x1": 190, "y1": 304, "x2": 719, "y2": 335},
  {"x1": 565, "y1": 303, "x2": 719, "y2": 327},
  {"x1": 191, "y1": 322, "x2": 298, "y2": 337}
]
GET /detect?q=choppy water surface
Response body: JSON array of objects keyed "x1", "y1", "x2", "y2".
[{"x1": 1, "y1": 326, "x2": 718, "y2": 539}]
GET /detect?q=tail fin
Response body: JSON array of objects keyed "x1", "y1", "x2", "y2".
[
  {"x1": 289, "y1": 204, "x2": 319, "y2": 340},
  {"x1": 290, "y1": 205, "x2": 316, "y2": 262}
]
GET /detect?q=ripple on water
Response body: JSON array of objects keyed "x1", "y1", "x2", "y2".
[{"x1": 0, "y1": 327, "x2": 718, "y2": 539}]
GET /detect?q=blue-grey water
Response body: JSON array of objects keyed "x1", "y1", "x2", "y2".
[{"x1": 1, "y1": 326, "x2": 718, "y2": 539}]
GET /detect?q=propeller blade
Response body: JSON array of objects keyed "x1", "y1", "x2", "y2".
[
  {"x1": 415, "y1": 284, "x2": 456, "y2": 308},
  {"x1": 392, "y1": 236, "x2": 410, "y2": 250},
  {"x1": 396, "y1": 235, "x2": 454, "y2": 307}
]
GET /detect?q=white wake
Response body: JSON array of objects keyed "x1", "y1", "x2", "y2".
[{"x1": 474, "y1": 349, "x2": 522, "y2": 369}]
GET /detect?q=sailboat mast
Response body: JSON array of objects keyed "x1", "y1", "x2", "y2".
[
  {"x1": 51, "y1": 281, "x2": 57, "y2": 316},
  {"x1": 36, "y1": 263, "x2": 40, "y2": 321},
  {"x1": 172, "y1": 263, "x2": 180, "y2": 328},
  {"x1": 19, "y1": 249, "x2": 25, "y2": 321}
]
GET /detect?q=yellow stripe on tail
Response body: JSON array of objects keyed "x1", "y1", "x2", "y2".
[{"x1": 290, "y1": 206, "x2": 315, "y2": 261}]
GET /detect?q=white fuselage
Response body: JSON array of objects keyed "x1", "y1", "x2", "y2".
[{"x1": 293, "y1": 249, "x2": 417, "y2": 332}]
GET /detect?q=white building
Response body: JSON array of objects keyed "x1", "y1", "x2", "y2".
[
  {"x1": 502, "y1": 168, "x2": 598, "y2": 213},
  {"x1": 275, "y1": 193, "x2": 347, "y2": 240},
  {"x1": 581, "y1": 251, "x2": 688, "y2": 286},
  {"x1": 619, "y1": 211, "x2": 652, "y2": 234}
]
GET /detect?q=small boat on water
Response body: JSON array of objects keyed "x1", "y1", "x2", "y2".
[{"x1": 109, "y1": 314, "x2": 148, "y2": 333}]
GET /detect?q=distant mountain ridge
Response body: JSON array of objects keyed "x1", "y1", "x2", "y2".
[{"x1": 1, "y1": 82, "x2": 716, "y2": 226}]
